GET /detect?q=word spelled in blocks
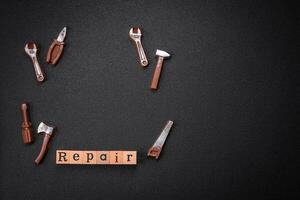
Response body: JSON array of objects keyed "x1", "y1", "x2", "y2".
[{"x1": 56, "y1": 150, "x2": 137, "y2": 165}]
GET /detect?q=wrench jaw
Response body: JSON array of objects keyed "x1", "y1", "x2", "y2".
[
  {"x1": 129, "y1": 27, "x2": 142, "y2": 42},
  {"x1": 24, "y1": 42, "x2": 37, "y2": 58}
]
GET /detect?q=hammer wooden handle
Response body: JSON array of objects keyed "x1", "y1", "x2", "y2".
[
  {"x1": 46, "y1": 40, "x2": 64, "y2": 65},
  {"x1": 35, "y1": 134, "x2": 51, "y2": 165},
  {"x1": 151, "y1": 57, "x2": 164, "y2": 90}
]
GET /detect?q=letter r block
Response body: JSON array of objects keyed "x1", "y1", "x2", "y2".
[
  {"x1": 123, "y1": 151, "x2": 137, "y2": 165},
  {"x1": 56, "y1": 150, "x2": 70, "y2": 164}
]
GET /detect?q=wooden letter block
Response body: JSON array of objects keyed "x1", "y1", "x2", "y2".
[
  {"x1": 69, "y1": 151, "x2": 83, "y2": 164},
  {"x1": 123, "y1": 151, "x2": 137, "y2": 165},
  {"x1": 56, "y1": 150, "x2": 137, "y2": 165},
  {"x1": 96, "y1": 151, "x2": 110, "y2": 165},
  {"x1": 109, "y1": 151, "x2": 123, "y2": 164},
  {"x1": 56, "y1": 150, "x2": 70, "y2": 164},
  {"x1": 82, "y1": 151, "x2": 97, "y2": 164}
]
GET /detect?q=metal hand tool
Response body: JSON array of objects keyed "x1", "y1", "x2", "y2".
[
  {"x1": 150, "y1": 49, "x2": 171, "y2": 90},
  {"x1": 35, "y1": 122, "x2": 55, "y2": 165},
  {"x1": 148, "y1": 120, "x2": 174, "y2": 159},
  {"x1": 129, "y1": 27, "x2": 148, "y2": 67},
  {"x1": 20, "y1": 103, "x2": 33, "y2": 144},
  {"x1": 24, "y1": 42, "x2": 45, "y2": 82},
  {"x1": 46, "y1": 27, "x2": 67, "y2": 65}
]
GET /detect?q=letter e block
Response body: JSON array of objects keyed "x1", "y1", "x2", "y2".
[{"x1": 69, "y1": 151, "x2": 83, "y2": 164}]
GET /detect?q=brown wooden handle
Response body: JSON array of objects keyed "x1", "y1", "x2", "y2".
[
  {"x1": 150, "y1": 57, "x2": 164, "y2": 90},
  {"x1": 46, "y1": 40, "x2": 64, "y2": 65},
  {"x1": 35, "y1": 134, "x2": 51, "y2": 165},
  {"x1": 147, "y1": 147, "x2": 162, "y2": 159},
  {"x1": 21, "y1": 103, "x2": 29, "y2": 123},
  {"x1": 22, "y1": 126, "x2": 33, "y2": 144},
  {"x1": 20, "y1": 103, "x2": 33, "y2": 144}
]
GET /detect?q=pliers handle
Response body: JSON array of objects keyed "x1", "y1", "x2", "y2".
[{"x1": 46, "y1": 39, "x2": 65, "y2": 65}]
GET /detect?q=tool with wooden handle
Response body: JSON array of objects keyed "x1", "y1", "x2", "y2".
[
  {"x1": 20, "y1": 103, "x2": 33, "y2": 144},
  {"x1": 150, "y1": 49, "x2": 171, "y2": 90},
  {"x1": 46, "y1": 27, "x2": 67, "y2": 65},
  {"x1": 148, "y1": 120, "x2": 174, "y2": 159},
  {"x1": 35, "y1": 122, "x2": 55, "y2": 165}
]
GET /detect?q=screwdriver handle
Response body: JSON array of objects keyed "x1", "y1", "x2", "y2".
[
  {"x1": 20, "y1": 103, "x2": 33, "y2": 144},
  {"x1": 21, "y1": 103, "x2": 29, "y2": 123},
  {"x1": 46, "y1": 39, "x2": 64, "y2": 65}
]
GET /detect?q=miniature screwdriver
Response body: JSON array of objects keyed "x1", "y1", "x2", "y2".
[{"x1": 20, "y1": 103, "x2": 33, "y2": 144}]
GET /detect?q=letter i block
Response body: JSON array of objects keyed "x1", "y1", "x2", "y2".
[
  {"x1": 123, "y1": 151, "x2": 137, "y2": 165},
  {"x1": 109, "y1": 151, "x2": 123, "y2": 165},
  {"x1": 69, "y1": 151, "x2": 83, "y2": 164},
  {"x1": 56, "y1": 150, "x2": 70, "y2": 164},
  {"x1": 82, "y1": 151, "x2": 97, "y2": 164}
]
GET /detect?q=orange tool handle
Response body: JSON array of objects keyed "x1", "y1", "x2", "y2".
[
  {"x1": 46, "y1": 39, "x2": 64, "y2": 65},
  {"x1": 35, "y1": 134, "x2": 51, "y2": 165},
  {"x1": 150, "y1": 57, "x2": 164, "y2": 90}
]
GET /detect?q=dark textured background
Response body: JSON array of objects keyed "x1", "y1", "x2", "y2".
[{"x1": 0, "y1": 0, "x2": 298, "y2": 199}]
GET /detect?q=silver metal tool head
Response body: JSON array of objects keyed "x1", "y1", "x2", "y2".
[
  {"x1": 148, "y1": 120, "x2": 174, "y2": 159},
  {"x1": 24, "y1": 42, "x2": 37, "y2": 57},
  {"x1": 129, "y1": 27, "x2": 142, "y2": 35},
  {"x1": 37, "y1": 122, "x2": 54, "y2": 135},
  {"x1": 156, "y1": 49, "x2": 170, "y2": 58},
  {"x1": 129, "y1": 27, "x2": 142, "y2": 41},
  {"x1": 57, "y1": 27, "x2": 67, "y2": 42}
]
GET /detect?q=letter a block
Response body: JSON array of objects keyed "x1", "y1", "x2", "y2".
[{"x1": 96, "y1": 151, "x2": 110, "y2": 164}]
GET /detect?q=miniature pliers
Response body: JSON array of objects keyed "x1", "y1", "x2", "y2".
[{"x1": 46, "y1": 27, "x2": 67, "y2": 65}]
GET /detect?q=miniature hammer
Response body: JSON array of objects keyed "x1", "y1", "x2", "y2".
[
  {"x1": 35, "y1": 122, "x2": 55, "y2": 165},
  {"x1": 150, "y1": 49, "x2": 171, "y2": 90}
]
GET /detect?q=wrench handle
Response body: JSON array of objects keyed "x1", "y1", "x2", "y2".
[
  {"x1": 32, "y1": 56, "x2": 45, "y2": 82},
  {"x1": 35, "y1": 134, "x2": 51, "y2": 165},
  {"x1": 135, "y1": 41, "x2": 148, "y2": 67},
  {"x1": 151, "y1": 57, "x2": 164, "y2": 90}
]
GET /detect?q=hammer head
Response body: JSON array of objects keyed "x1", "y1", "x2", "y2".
[
  {"x1": 156, "y1": 49, "x2": 170, "y2": 58},
  {"x1": 37, "y1": 122, "x2": 54, "y2": 135}
]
